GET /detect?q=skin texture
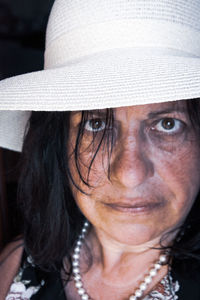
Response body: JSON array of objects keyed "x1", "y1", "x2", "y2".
[{"x1": 66, "y1": 100, "x2": 200, "y2": 299}]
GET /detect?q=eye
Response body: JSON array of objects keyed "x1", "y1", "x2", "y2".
[
  {"x1": 152, "y1": 118, "x2": 183, "y2": 134},
  {"x1": 84, "y1": 118, "x2": 106, "y2": 132}
]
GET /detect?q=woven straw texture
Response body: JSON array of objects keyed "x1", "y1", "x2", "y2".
[{"x1": 47, "y1": 0, "x2": 200, "y2": 47}]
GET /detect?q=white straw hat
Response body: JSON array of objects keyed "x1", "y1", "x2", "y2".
[{"x1": 1, "y1": 0, "x2": 200, "y2": 151}]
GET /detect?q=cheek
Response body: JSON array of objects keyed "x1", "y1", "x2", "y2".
[{"x1": 154, "y1": 141, "x2": 200, "y2": 220}]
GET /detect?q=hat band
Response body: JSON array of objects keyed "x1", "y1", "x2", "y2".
[{"x1": 45, "y1": 19, "x2": 200, "y2": 69}]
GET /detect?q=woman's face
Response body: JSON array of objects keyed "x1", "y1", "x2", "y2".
[{"x1": 68, "y1": 101, "x2": 200, "y2": 245}]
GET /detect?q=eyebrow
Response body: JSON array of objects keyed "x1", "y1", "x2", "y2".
[{"x1": 147, "y1": 107, "x2": 187, "y2": 118}]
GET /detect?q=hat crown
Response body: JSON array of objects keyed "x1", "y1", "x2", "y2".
[{"x1": 45, "y1": 0, "x2": 200, "y2": 68}]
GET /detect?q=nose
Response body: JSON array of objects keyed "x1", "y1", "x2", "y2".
[{"x1": 110, "y1": 134, "x2": 154, "y2": 189}]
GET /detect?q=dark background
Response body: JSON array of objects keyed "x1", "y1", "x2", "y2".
[{"x1": 0, "y1": 0, "x2": 55, "y2": 250}]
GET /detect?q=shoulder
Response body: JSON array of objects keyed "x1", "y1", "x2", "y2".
[
  {"x1": 1, "y1": 241, "x2": 66, "y2": 300},
  {"x1": 0, "y1": 237, "x2": 24, "y2": 261},
  {"x1": 0, "y1": 237, "x2": 24, "y2": 299}
]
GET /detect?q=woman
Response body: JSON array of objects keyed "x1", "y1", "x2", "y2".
[{"x1": 1, "y1": 0, "x2": 200, "y2": 299}]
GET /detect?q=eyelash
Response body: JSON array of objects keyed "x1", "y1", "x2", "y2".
[{"x1": 84, "y1": 118, "x2": 184, "y2": 135}]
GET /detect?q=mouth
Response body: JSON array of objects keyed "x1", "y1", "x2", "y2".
[{"x1": 103, "y1": 199, "x2": 164, "y2": 214}]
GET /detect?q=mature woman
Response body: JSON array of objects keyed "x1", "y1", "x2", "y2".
[{"x1": 1, "y1": 1, "x2": 200, "y2": 299}]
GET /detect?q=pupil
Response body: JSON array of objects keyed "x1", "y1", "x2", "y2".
[
  {"x1": 90, "y1": 119, "x2": 102, "y2": 130},
  {"x1": 162, "y1": 118, "x2": 175, "y2": 130}
]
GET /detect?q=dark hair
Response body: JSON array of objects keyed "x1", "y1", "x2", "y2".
[{"x1": 17, "y1": 99, "x2": 200, "y2": 279}]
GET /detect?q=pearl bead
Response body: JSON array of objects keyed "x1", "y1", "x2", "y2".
[
  {"x1": 144, "y1": 275, "x2": 152, "y2": 284},
  {"x1": 78, "y1": 288, "x2": 85, "y2": 295},
  {"x1": 149, "y1": 268, "x2": 157, "y2": 277},
  {"x1": 75, "y1": 281, "x2": 83, "y2": 288},
  {"x1": 159, "y1": 254, "x2": 167, "y2": 264},
  {"x1": 74, "y1": 274, "x2": 81, "y2": 281},
  {"x1": 82, "y1": 294, "x2": 89, "y2": 300},
  {"x1": 77, "y1": 240, "x2": 82, "y2": 246},
  {"x1": 135, "y1": 289, "x2": 143, "y2": 297},
  {"x1": 84, "y1": 222, "x2": 89, "y2": 227},
  {"x1": 129, "y1": 296, "x2": 137, "y2": 300},
  {"x1": 82, "y1": 228, "x2": 87, "y2": 233},
  {"x1": 154, "y1": 263, "x2": 161, "y2": 270},
  {"x1": 140, "y1": 282, "x2": 147, "y2": 291},
  {"x1": 73, "y1": 267, "x2": 80, "y2": 274},
  {"x1": 75, "y1": 247, "x2": 80, "y2": 253},
  {"x1": 72, "y1": 261, "x2": 79, "y2": 267},
  {"x1": 73, "y1": 253, "x2": 80, "y2": 260}
]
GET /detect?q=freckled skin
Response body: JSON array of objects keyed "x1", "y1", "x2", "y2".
[{"x1": 68, "y1": 101, "x2": 200, "y2": 246}]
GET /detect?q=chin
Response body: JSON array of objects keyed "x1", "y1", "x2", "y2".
[{"x1": 102, "y1": 222, "x2": 167, "y2": 248}]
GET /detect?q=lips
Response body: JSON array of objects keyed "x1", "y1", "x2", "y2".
[{"x1": 103, "y1": 198, "x2": 164, "y2": 214}]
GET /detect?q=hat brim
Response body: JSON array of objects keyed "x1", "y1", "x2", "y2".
[
  {"x1": 0, "y1": 47, "x2": 200, "y2": 151},
  {"x1": 0, "y1": 111, "x2": 31, "y2": 152},
  {"x1": 1, "y1": 47, "x2": 200, "y2": 111}
]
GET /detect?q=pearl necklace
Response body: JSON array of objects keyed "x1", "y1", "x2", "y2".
[{"x1": 72, "y1": 221, "x2": 168, "y2": 300}]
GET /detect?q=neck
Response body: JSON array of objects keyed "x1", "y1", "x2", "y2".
[
  {"x1": 87, "y1": 227, "x2": 167, "y2": 274},
  {"x1": 70, "y1": 222, "x2": 171, "y2": 299}
]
